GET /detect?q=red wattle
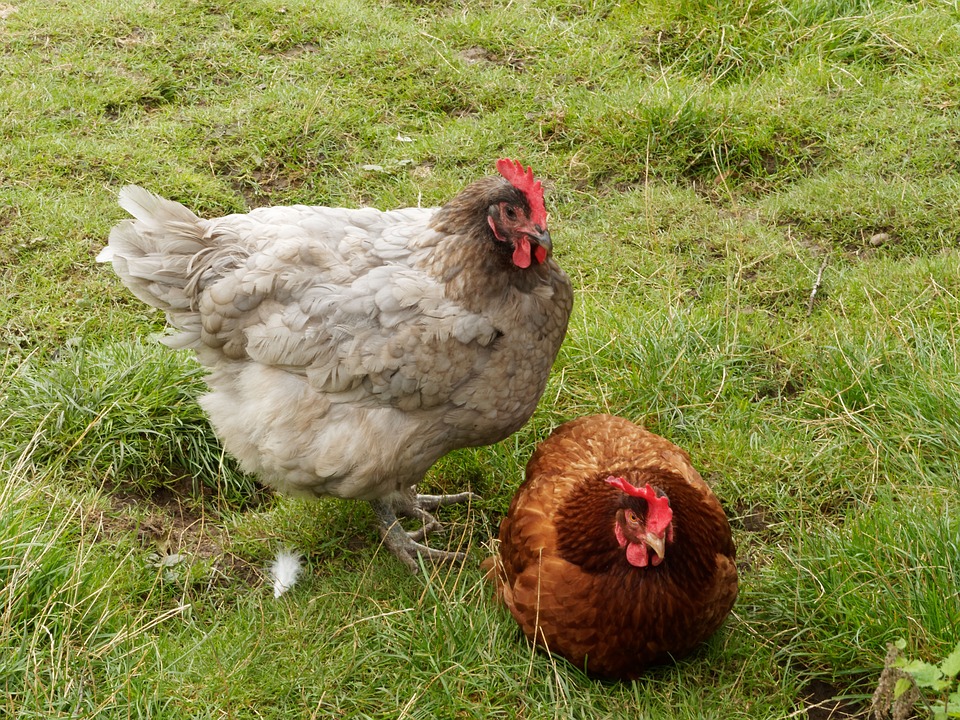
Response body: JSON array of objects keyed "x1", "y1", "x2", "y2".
[
  {"x1": 534, "y1": 244, "x2": 547, "y2": 264},
  {"x1": 626, "y1": 543, "x2": 649, "y2": 567},
  {"x1": 513, "y1": 238, "x2": 531, "y2": 268}
]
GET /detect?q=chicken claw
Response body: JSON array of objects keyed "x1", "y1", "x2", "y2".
[{"x1": 369, "y1": 492, "x2": 477, "y2": 573}]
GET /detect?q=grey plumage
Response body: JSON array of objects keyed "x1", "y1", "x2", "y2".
[{"x1": 99, "y1": 165, "x2": 572, "y2": 571}]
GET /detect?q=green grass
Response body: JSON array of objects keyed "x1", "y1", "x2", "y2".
[
  {"x1": 2, "y1": 0, "x2": 960, "y2": 716},
  {"x1": 1, "y1": 340, "x2": 256, "y2": 503}
]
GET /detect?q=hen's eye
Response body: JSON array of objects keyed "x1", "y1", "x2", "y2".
[
  {"x1": 624, "y1": 510, "x2": 640, "y2": 527},
  {"x1": 504, "y1": 205, "x2": 517, "y2": 221}
]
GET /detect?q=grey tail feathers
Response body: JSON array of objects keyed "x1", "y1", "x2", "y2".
[{"x1": 100, "y1": 185, "x2": 245, "y2": 349}]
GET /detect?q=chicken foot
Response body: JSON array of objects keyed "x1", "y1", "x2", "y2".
[{"x1": 369, "y1": 492, "x2": 476, "y2": 573}]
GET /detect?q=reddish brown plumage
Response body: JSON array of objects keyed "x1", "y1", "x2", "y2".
[{"x1": 489, "y1": 414, "x2": 738, "y2": 680}]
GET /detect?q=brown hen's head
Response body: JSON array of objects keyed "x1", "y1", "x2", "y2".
[
  {"x1": 434, "y1": 158, "x2": 553, "y2": 271},
  {"x1": 485, "y1": 158, "x2": 551, "y2": 269},
  {"x1": 605, "y1": 476, "x2": 674, "y2": 567}
]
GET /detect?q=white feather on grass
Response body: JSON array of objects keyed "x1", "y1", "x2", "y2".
[{"x1": 270, "y1": 550, "x2": 302, "y2": 598}]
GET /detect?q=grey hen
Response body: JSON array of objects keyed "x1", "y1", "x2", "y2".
[{"x1": 98, "y1": 160, "x2": 572, "y2": 572}]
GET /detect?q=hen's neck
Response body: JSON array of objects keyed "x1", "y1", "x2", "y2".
[{"x1": 428, "y1": 183, "x2": 556, "y2": 308}]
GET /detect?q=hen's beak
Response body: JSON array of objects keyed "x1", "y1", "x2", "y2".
[
  {"x1": 644, "y1": 531, "x2": 666, "y2": 561},
  {"x1": 527, "y1": 228, "x2": 552, "y2": 255}
]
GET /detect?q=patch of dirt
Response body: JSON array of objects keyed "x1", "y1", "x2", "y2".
[
  {"x1": 728, "y1": 500, "x2": 783, "y2": 574},
  {"x1": 753, "y1": 375, "x2": 804, "y2": 403},
  {"x1": 459, "y1": 46, "x2": 496, "y2": 64},
  {"x1": 731, "y1": 501, "x2": 779, "y2": 535},
  {"x1": 102, "y1": 80, "x2": 181, "y2": 120},
  {"x1": 277, "y1": 42, "x2": 322, "y2": 58},
  {"x1": 458, "y1": 46, "x2": 527, "y2": 71},
  {"x1": 0, "y1": 204, "x2": 18, "y2": 230},
  {"x1": 243, "y1": 164, "x2": 294, "y2": 206},
  {"x1": 816, "y1": 493, "x2": 857, "y2": 520},
  {"x1": 114, "y1": 27, "x2": 148, "y2": 48},
  {"x1": 802, "y1": 679, "x2": 870, "y2": 720},
  {"x1": 215, "y1": 158, "x2": 299, "y2": 209},
  {"x1": 91, "y1": 475, "x2": 263, "y2": 589}
]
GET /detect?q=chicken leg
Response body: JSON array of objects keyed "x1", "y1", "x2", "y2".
[{"x1": 369, "y1": 491, "x2": 476, "y2": 573}]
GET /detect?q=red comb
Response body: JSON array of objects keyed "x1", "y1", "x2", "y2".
[
  {"x1": 496, "y1": 158, "x2": 547, "y2": 227},
  {"x1": 605, "y1": 476, "x2": 673, "y2": 535}
]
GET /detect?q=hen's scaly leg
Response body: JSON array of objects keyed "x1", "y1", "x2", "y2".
[{"x1": 369, "y1": 492, "x2": 476, "y2": 573}]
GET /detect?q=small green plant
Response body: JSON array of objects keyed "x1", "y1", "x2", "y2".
[{"x1": 872, "y1": 639, "x2": 960, "y2": 720}]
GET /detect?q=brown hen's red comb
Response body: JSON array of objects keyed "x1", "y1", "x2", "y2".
[
  {"x1": 605, "y1": 476, "x2": 673, "y2": 535},
  {"x1": 496, "y1": 158, "x2": 547, "y2": 227}
]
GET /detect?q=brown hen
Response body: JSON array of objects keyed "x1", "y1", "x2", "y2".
[{"x1": 490, "y1": 414, "x2": 738, "y2": 679}]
